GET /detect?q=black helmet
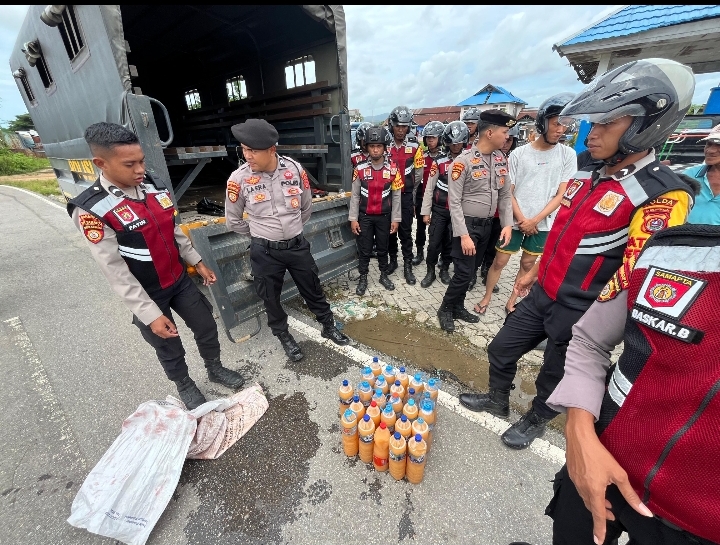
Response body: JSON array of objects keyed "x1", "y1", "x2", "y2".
[
  {"x1": 388, "y1": 106, "x2": 413, "y2": 129},
  {"x1": 355, "y1": 122, "x2": 373, "y2": 149},
  {"x1": 559, "y1": 58, "x2": 695, "y2": 164},
  {"x1": 536, "y1": 93, "x2": 576, "y2": 136},
  {"x1": 442, "y1": 121, "x2": 469, "y2": 147},
  {"x1": 461, "y1": 107, "x2": 481, "y2": 124},
  {"x1": 365, "y1": 126, "x2": 389, "y2": 147},
  {"x1": 422, "y1": 121, "x2": 444, "y2": 146}
]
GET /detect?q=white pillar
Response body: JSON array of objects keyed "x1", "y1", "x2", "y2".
[{"x1": 597, "y1": 52, "x2": 612, "y2": 77}]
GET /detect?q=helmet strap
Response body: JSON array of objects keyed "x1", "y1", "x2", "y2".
[{"x1": 603, "y1": 151, "x2": 627, "y2": 166}]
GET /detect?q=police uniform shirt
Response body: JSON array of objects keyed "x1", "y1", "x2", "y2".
[
  {"x1": 448, "y1": 148, "x2": 512, "y2": 237},
  {"x1": 225, "y1": 155, "x2": 312, "y2": 241},
  {"x1": 71, "y1": 174, "x2": 202, "y2": 326}
]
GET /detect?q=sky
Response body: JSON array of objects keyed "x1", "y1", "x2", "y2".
[{"x1": 0, "y1": 5, "x2": 719, "y2": 124}]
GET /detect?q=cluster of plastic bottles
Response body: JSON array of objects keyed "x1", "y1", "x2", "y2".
[{"x1": 339, "y1": 357, "x2": 440, "y2": 484}]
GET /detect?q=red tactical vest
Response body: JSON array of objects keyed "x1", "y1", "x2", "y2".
[
  {"x1": 68, "y1": 177, "x2": 184, "y2": 294},
  {"x1": 422, "y1": 151, "x2": 438, "y2": 194},
  {"x1": 357, "y1": 160, "x2": 395, "y2": 215},
  {"x1": 432, "y1": 155, "x2": 453, "y2": 211},
  {"x1": 596, "y1": 225, "x2": 720, "y2": 544},
  {"x1": 388, "y1": 140, "x2": 419, "y2": 194},
  {"x1": 537, "y1": 161, "x2": 691, "y2": 310},
  {"x1": 351, "y1": 150, "x2": 367, "y2": 168}
]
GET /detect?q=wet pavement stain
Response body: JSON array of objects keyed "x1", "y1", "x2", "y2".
[
  {"x1": 398, "y1": 491, "x2": 416, "y2": 542},
  {"x1": 179, "y1": 391, "x2": 320, "y2": 545},
  {"x1": 289, "y1": 341, "x2": 355, "y2": 380},
  {"x1": 306, "y1": 479, "x2": 332, "y2": 505},
  {"x1": 359, "y1": 477, "x2": 383, "y2": 505}
]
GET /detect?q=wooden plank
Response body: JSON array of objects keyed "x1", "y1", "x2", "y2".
[
  {"x1": 264, "y1": 108, "x2": 332, "y2": 122},
  {"x1": 184, "y1": 94, "x2": 331, "y2": 125}
]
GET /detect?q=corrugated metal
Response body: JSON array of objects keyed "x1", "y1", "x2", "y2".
[
  {"x1": 456, "y1": 84, "x2": 526, "y2": 107},
  {"x1": 562, "y1": 5, "x2": 720, "y2": 46}
]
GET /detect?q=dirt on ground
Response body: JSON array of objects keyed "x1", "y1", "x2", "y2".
[{"x1": 0, "y1": 168, "x2": 56, "y2": 183}]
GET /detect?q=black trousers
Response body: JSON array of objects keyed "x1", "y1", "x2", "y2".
[
  {"x1": 481, "y1": 216, "x2": 502, "y2": 272},
  {"x1": 250, "y1": 237, "x2": 334, "y2": 335},
  {"x1": 132, "y1": 273, "x2": 220, "y2": 381},
  {"x1": 547, "y1": 464, "x2": 715, "y2": 545},
  {"x1": 441, "y1": 216, "x2": 493, "y2": 308},
  {"x1": 357, "y1": 212, "x2": 391, "y2": 274},
  {"x1": 426, "y1": 206, "x2": 452, "y2": 268},
  {"x1": 487, "y1": 283, "x2": 585, "y2": 419},
  {"x1": 414, "y1": 186, "x2": 427, "y2": 252},
  {"x1": 388, "y1": 192, "x2": 414, "y2": 260}
]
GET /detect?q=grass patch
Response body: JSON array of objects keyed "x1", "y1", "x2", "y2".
[
  {"x1": 0, "y1": 178, "x2": 61, "y2": 196},
  {"x1": 0, "y1": 149, "x2": 51, "y2": 176}
]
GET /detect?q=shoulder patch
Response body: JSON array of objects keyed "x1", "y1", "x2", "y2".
[
  {"x1": 79, "y1": 213, "x2": 104, "y2": 244},
  {"x1": 429, "y1": 163, "x2": 438, "y2": 177},
  {"x1": 451, "y1": 162, "x2": 465, "y2": 181},
  {"x1": 227, "y1": 180, "x2": 240, "y2": 203},
  {"x1": 301, "y1": 170, "x2": 310, "y2": 189},
  {"x1": 597, "y1": 274, "x2": 621, "y2": 302}
]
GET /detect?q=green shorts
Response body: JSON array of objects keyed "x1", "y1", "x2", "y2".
[{"x1": 496, "y1": 229, "x2": 548, "y2": 256}]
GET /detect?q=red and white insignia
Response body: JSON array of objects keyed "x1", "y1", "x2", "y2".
[
  {"x1": 641, "y1": 204, "x2": 673, "y2": 234},
  {"x1": 496, "y1": 167, "x2": 508, "y2": 175},
  {"x1": 301, "y1": 171, "x2": 310, "y2": 189},
  {"x1": 284, "y1": 170, "x2": 294, "y2": 180},
  {"x1": 290, "y1": 197, "x2": 300, "y2": 209},
  {"x1": 563, "y1": 179, "x2": 584, "y2": 200},
  {"x1": 79, "y1": 213, "x2": 104, "y2": 244},
  {"x1": 364, "y1": 168, "x2": 372, "y2": 178},
  {"x1": 113, "y1": 205, "x2": 139, "y2": 225},
  {"x1": 635, "y1": 267, "x2": 706, "y2": 318},
  {"x1": 494, "y1": 155, "x2": 503, "y2": 162},
  {"x1": 227, "y1": 180, "x2": 240, "y2": 203}
]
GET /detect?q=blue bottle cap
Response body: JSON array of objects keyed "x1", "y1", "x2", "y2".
[
  {"x1": 395, "y1": 380, "x2": 401, "y2": 386},
  {"x1": 408, "y1": 388, "x2": 415, "y2": 395},
  {"x1": 375, "y1": 388, "x2": 383, "y2": 396},
  {"x1": 353, "y1": 395, "x2": 360, "y2": 402},
  {"x1": 414, "y1": 372, "x2": 422, "y2": 381},
  {"x1": 400, "y1": 366, "x2": 406, "y2": 373},
  {"x1": 363, "y1": 414, "x2": 370, "y2": 422},
  {"x1": 416, "y1": 417, "x2": 424, "y2": 424},
  {"x1": 383, "y1": 404, "x2": 394, "y2": 414},
  {"x1": 394, "y1": 432, "x2": 401, "y2": 439},
  {"x1": 376, "y1": 376, "x2": 385, "y2": 384},
  {"x1": 385, "y1": 365, "x2": 393, "y2": 372},
  {"x1": 422, "y1": 400, "x2": 433, "y2": 411},
  {"x1": 407, "y1": 398, "x2": 415, "y2": 406},
  {"x1": 344, "y1": 409, "x2": 354, "y2": 419},
  {"x1": 342, "y1": 379, "x2": 348, "y2": 386},
  {"x1": 423, "y1": 392, "x2": 431, "y2": 399},
  {"x1": 373, "y1": 356, "x2": 379, "y2": 362},
  {"x1": 428, "y1": 378, "x2": 437, "y2": 386},
  {"x1": 415, "y1": 434, "x2": 422, "y2": 442},
  {"x1": 361, "y1": 381, "x2": 370, "y2": 389},
  {"x1": 363, "y1": 366, "x2": 371, "y2": 374},
  {"x1": 400, "y1": 414, "x2": 407, "y2": 422}
]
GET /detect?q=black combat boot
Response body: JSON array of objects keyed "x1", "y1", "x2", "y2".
[
  {"x1": 356, "y1": 273, "x2": 368, "y2": 296},
  {"x1": 174, "y1": 376, "x2": 207, "y2": 410},
  {"x1": 205, "y1": 358, "x2": 245, "y2": 389},
  {"x1": 420, "y1": 265, "x2": 436, "y2": 288},
  {"x1": 439, "y1": 266, "x2": 451, "y2": 285},
  {"x1": 437, "y1": 303, "x2": 455, "y2": 333},
  {"x1": 468, "y1": 269, "x2": 478, "y2": 291},
  {"x1": 277, "y1": 331, "x2": 303, "y2": 361},
  {"x1": 453, "y1": 304, "x2": 480, "y2": 323},
  {"x1": 321, "y1": 323, "x2": 351, "y2": 345},
  {"x1": 378, "y1": 271, "x2": 395, "y2": 291},
  {"x1": 387, "y1": 254, "x2": 399, "y2": 275},
  {"x1": 404, "y1": 260, "x2": 416, "y2": 285},
  {"x1": 459, "y1": 387, "x2": 510, "y2": 418},
  {"x1": 411, "y1": 248, "x2": 424, "y2": 266},
  {"x1": 501, "y1": 408, "x2": 552, "y2": 449}
]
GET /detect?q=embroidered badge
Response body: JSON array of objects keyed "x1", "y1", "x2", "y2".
[
  {"x1": 254, "y1": 193, "x2": 267, "y2": 202},
  {"x1": 383, "y1": 170, "x2": 391, "y2": 179},
  {"x1": 429, "y1": 163, "x2": 438, "y2": 177},
  {"x1": 113, "y1": 205, "x2": 139, "y2": 226},
  {"x1": 154, "y1": 192, "x2": 174, "y2": 210},
  {"x1": 563, "y1": 179, "x2": 584, "y2": 200},
  {"x1": 641, "y1": 205, "x2": 673, "y2": 234},
  {"x1": 593, "y1": 191, "x2": 625, "y2": 216},
  {"x1": 301, "y1": 171, "x2": 310, "y2": 189},
  {"x1": 494, "y1": 155, "x2": 503, "y2": 162},
  {"x1": 496, "y1": 167, "x2": 508, "y2": 175},
  {"x1": 364, "y1": 168, "x2": 372, "y2": 179},
  {"x1": 471, "y1": 170, "x2": 483, "y2": 180},
  {"x1": 352, "y1": 169, "x2": 358, "y2": 181},
  {"x1": 246, "y1": 176, "x2": 260, "y2": 185},
  {"x1": 499, "y1": 177, "x2": 505, "y2": 187},
  {"x1": 290, "y1": 197, "x2": 300, "y2": 208},
  {"x1": 597, "y1": 274, "x2": 620, "y2": 302},
  {"x1": 405, "y1": 146, "x2": 413, "y2": 154},
  {"x1": 284, "y1": 170, "x2": 294, "y2": 180},
  {"x1": 79, "y1": 213, "x2": 104, "y2": 244},
  {"x1": 286, "y1": 187, "x2": 299, "y2": 195},
  {"x1": 227, "y1": 181, "x2": 240, "y2": 203},
  {"x1": 470, "y1": 157, "x2": 481, "y2": 165},
  {"x1": 390, "y1": 167, "x2": 398, "y2": 176},
  {"x1": 391, "y1": 177, "x2": 404, "y2": 191},
  {"x1": 451, "y1": 163, "x2": 465, "y2": 181}
]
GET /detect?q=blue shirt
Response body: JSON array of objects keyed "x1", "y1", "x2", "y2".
[{"x1": 683, "y1": 164, "x2": 720, "y2": 225}]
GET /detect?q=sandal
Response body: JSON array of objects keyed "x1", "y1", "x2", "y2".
[{"x1": 473, "y1": 302, "x2": 490, "y2": 315}]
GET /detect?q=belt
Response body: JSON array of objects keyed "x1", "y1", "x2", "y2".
[
  {"x1": 465, "y1": 216, "x2": 493, "y2": 226},
  {"x1": 251, "y1": 234, "x2": 303, "y2": 250}
]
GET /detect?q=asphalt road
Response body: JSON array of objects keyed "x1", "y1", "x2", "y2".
[{"x1": 0, "y1": 186, "x2": 565, "y2": 545}]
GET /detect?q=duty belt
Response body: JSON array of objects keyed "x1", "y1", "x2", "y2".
[
  {"x1": 465, "y1": 216, "x2": 494, "y2": 226},
  {"x1": 251, "y1": 234, "x2": 303, "y2": 250}
]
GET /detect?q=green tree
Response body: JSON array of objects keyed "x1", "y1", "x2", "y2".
[{"x1": 6, "y1": 113, "x2": 35, "y2": 131}]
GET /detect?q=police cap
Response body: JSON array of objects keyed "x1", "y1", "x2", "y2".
[
  {"x1": 479, "y1": 109, "x2": 517, "y2": 128},
  {"x1": 230, "y1": 118, "x2": 279, "y2": 149}
]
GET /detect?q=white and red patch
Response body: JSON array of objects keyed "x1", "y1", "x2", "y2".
[{"x1": 79, "y1": 213, "x2": 104, "y2": 244}]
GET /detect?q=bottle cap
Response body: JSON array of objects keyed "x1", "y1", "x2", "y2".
[
  {"x1": 383, "y1": 404, "x2": 394, "y2": 414},
  {"x1": 377, "y1": 376, "x2": 385, "y2": 384},
  {"x1": 363, "y1": 414, "x2": 370, "y2": 422},
  {"x1": 373, "y1": 356, "x2": 379, "y2": 362},
  {"x1": 414, "y1": 372, "x2": 422, "y2": 381},
  {"x1": 409, "y1": 388, "x2": 415, "y2": 395},
  {"x1": 342, "y1": 379, "x2": 348, "y2": 386},
  {"x1": 424, "y1": 392, "x2": 431, "y2": 399},
  {"x1": 394, "y1": 380, "x2": 401, "y2": 386},
  {"x1": 416, "y1": 417, "x2": 425, "y2": 424},
  {"x1": 385, "y1": 365, "x2": 393, "y2": 372},
  {"x1": 407, "y1": 398, "x2": 415, "y2": 406},
  {"x1": 394, "y1": 432, "x2": 401, "y2": 439},
  {"x1": 415, "y1": 433, "x2": 422, "y2": 442},
  {"x1": 422, "y1": 400, "x2": 433, "y2": 411},
  {"x1": 363, "y1": 367, "x2": 371, "y2": 374},
  {"x1": 428, "y1": 378, "x2": 437, "y2": 386},
  {"x1": 361, "y1": 381, "x2": 370, "y2": 389},
  {"x1": 353, "y1": 395, "x2": 360, "y2": 402},
  {"x1": 400, "y1": 415, "x2": 407, "y2": 422},
  {"x1": 375, "y1": 388, "x2": 383, "y2": 395},
  {"x1": 400, "y1": 366, "x2": 406, "y2": 373},
  {"x1": 370, "y1": 400, "x2": 377, "y2": 407},
  {"x1": 379, "y1": 422, "x2": 387, "y2": 429},
  {"x1": 344, "y1": 409, "x2": 354, "y2": 419},
  {"x1": 391, "y1": 394, "x2": 400, "y2": 401}
]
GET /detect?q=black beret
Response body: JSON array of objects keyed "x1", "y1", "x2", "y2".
[
  {"x1": 230, "y1": 119, "x2": 279, "y2": 149},
  {"x1": 479, "y1": 109, "x2": 517, "y2": 128}
]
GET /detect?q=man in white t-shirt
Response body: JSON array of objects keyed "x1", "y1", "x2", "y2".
[{"x1": 473, "y1": 94, "x2": 577, "y2": 315}]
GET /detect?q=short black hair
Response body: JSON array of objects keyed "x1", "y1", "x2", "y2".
[
  {"x1": 475, "y1": 121, "x2": 498, "y2": 139},
  {"x1": 84, "y1": 122, "x2": 139, "y2": 155}
]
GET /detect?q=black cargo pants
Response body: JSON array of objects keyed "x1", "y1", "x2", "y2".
[
  {"x1": 425, "y1": 206, "x2": 452, "y2": 268},
  {"x1": 357, "y1": 212, "x2": 391, "y2": 275},
  {"x1": 481, "y1": 216, "x2": 502, "y2": 273},
  {"x1": 547, "y1": 464, "x2": 714, "y2": 545},
  {"x1": 487, "y1": 283, "x2": 585, "y2": 419},
  {"x1": 441, "y1": 216, "x2": 493, "y2": 308},
  {"x1": 133, "y1": 273, "x2": 220, "y2": 381},
  {"x1": 388, "y1": 191, "x2": 414, "y2": 260},
  {"x1": 414, "y1": 184, "x2": 427, "y2": 253},
  {"x1": 250, "y1": 236, "x2": 334, "y2": 335}
]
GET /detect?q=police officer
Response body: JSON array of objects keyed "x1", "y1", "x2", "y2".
[
  {"x1": 68, "y1": 122, "x2": 244, "y2": 410},
  {"x1": 461, "y1": 107, "x2": 481, "y2": 149},
  {"x1": 225, "y1": 119, "x2": 350, "y2": 362},
  {"x1": 349, "y1": 126, "x2": 402, "y2": 295},
  {"x1": 351, "y1": 121, "x2": 373, "y2": 167},
  {"x1": 436, "y1": 111, "x2": 515, "y2": 333},
  {"x1": 387, "y1": 106, "x2": 424, "y2": 284},
  {"x1": 412, "y1": 121, "x2": 445, "y2": 267}
]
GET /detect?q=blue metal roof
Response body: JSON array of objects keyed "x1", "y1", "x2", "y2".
[
  {"x1": 561, "y1": 5, "x2": 720, "y2": 46},
  {"x1": 456, "y1": 84, "x2": 527, "y2": 107}
]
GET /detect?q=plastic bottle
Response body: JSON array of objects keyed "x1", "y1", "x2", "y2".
[
  {"x1": 420, "y1": 400, "x2": 435, "y2": 447},
  {"x1": 382, "y1": 365, "x2": 396, "y2": 385},
  {"x1": 370, "y1": 356, "x2": 382, "y2": 377},
  {"x1": 406, "y1": 387, "x2": 416, "y2": 404},
  {"x1": 372, "y1": 388, "x2": 387, "y2": 409},
  {"x1": 397, "y1": 366, "x2": 409, "y2": 390},
  {"x1": 406, "y1": 434, "x2": 428, "y2": 484},
  {"x1": 425, "y1": 377, "x2": 440, "y2": 401},
  {"x1": 373, "y1": 422, "x2": 391, "y2": 472},
  {"x1": 366, "y1": 400, "x2": 381, "y2": 427},
  {"x1": 403, "y1": 398, "x2": 419, "y2": 422},
  {"x1": 411, "y1": 417, "x2": 429, "y2": 447},
  {"x1": 388, "y1": 432, "x2": 407, "y2": 481},
  {"x1": 380, "y1": 403, "x2": 397, "y2": 433},
  {"x1": 361, "y1": 366, "x2": 376, "y2": 388},
  {"x1": 358, "y1": 380, "x2": 373, "y2": 407},
  {"x1": 349, "y1": 395, "x2": 365, "y2": 420},
  {"x1": 358, "y1": 414, "x2": 376, "y2": 463},
  {"x1": 395, "y1": 414, "x2": 412, "y2": 439},
  {"x1": 390, "y1": 380, "x2": 405, "y2": 400},
  {"x1": 338, "y1": 379, "x2": 354, "y2": 414},
  {"x1": 409, "y1": 372, "x2": 424, "y2": 396},
  {"x1": 422, "y1": 392, "x2": 436, "y2": 420},
  {"x1": 390, "y1": 393, "x2": 404, "y2": 416},
  {"x1": 375, "y1": 375, "x2": 389, "y2": 396},
  {"x1": 340, "y1": 408, "x2": 358, "y2": 457}
]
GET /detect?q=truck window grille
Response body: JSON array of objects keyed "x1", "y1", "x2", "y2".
[
  {"x1": 58, "y1": 6, "x2": 85, "y2": 61},
  {"x1": 36, "y1": 53, "x2": 53, "y2": 89},
  {"x1": 285, "y1": 55, "x2": 315, "y2": 89},
  {"x1": 226, "y1": 75, "x2": 247, "y2": 102},
  {"x1": 14, "y1": 68, "x2": 35, "y2": 103},
  {"x1": 185, "y1": 89, "x2": 202, "y2": 110}
]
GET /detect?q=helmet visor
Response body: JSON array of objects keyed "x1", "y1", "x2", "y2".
[{"x1": 558, "y1": 103, "x2": 645, "y2": 126}]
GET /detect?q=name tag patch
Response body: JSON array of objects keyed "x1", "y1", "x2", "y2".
[
  {"x1": 630, "y1": 307, "x2": 703, "y2": 344},
  {"x1": 593, "y1": 191, "x2": 625, "y2": 216}
]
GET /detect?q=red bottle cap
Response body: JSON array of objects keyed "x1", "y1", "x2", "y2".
[
  {"x1": 379, "y1": 422, "x2": 387, "y2": 429},
  {"x1": 370, "y1": 400, "x2": 377, "y2": 407}
]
